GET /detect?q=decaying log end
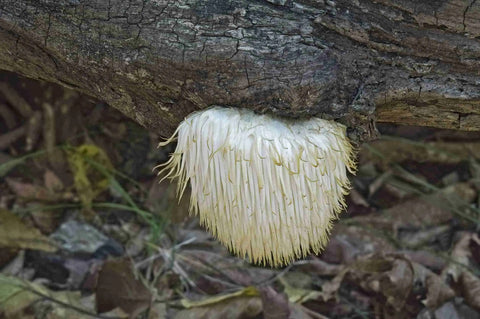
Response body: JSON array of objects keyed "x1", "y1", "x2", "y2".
[{"x1": 0, "y1": 0, "x2": 479, "y2": 142}]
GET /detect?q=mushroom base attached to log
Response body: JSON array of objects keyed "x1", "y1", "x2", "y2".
[{"x1": 157, "y1": 107, "x2": 356, "y2": 267}]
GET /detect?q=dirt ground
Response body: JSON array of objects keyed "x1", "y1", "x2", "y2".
[{"x1": 1, "y1": 71, "x2": 480, "y2": 319}]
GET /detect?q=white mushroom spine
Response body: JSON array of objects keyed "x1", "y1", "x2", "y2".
[{"x1": 156, "y1": 107, "x2": 356, "y2": 267}]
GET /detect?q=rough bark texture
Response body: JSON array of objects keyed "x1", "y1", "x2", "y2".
[{"x1": 0, "y1": 0, "x2": 479, "y2": 141}]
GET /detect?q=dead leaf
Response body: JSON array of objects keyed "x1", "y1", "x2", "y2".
[
  {"x1": 377, "y1": 259, "x2": 413, "y2": 311},
  {"x1": 399, "y1": 250, "x2": 446, "y2": 271},
  {"x1": 326, "y1": 225, "x2": 395, "y2": 260},
  {"x1": 320, "y1": 234, "x2": 361, "y2": 264},
  {"x1": 6, "y1": 178, "x2": 69, "y2": 202},
  {"x1": 318, "y1": 267, "x2": 349, "y2": 302},
  {"x1": 318, "y1": 254, "x2": 455, "y2": 316},
  {"x1": 175, "y1": 296, "x2": 262, "y2": 319},
  {"x1": 260, "y1": 286, "x2": 290, "y2": 319},
  {"x1": 294, "y1": 258, "x2": 343, "y2": 277},
  {"x1": 30, "y1": 209, "x2": 62, "y2": 234},
  {"x1": 178, "y1": 249, "x2": 275, "y2": 290},
  {"x1": 412, "y1": 262, "x2": 455, "y2": 309},
  {"x1": 148, "y1": 303, "x2": 167, "y2": 319},
  {"x1": 0, "y1": 274, "x2": 106, "y2": 319},
  {"x1": 398, "y1": 224, "x2": 451, "y2": 249},
  {"x1": 459, "y1": 271, "x2": 480, "y2": 312},
  {"x1": 280, "y1": 276, "x2": 322, "y2": 305},
  {"x1": 44, "y1": 169, "x2": 64, "y2": 192},
  {"x1": 442, "y1": 232, "x2": 475, "y2": 281},
  {"x1": 0, "y1": 209, "x2": 57, "y2": 252},
  {"x1": 289, "y1": 304, "x2": 329, "y2": 319},
  {"x1": 96, "y1": 258, "x2": 152, "y2": 317},
  {"x1": 181, "y1": 286, "x2": 259, "y2": 308},
  {"x1": 471, "y1": 234, "x2": 480, "y2": 266},
  {"x1": 353, "y1": 183, "x2": 476, "y2": 235}
]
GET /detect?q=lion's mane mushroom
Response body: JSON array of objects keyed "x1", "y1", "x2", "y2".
[{"x1": 157, "y1": 107, "x2": 356, "y2": 267}]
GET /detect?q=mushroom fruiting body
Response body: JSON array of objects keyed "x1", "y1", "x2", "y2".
[{"x1": 157, "y1": 107, "x2": 356, "y2": 266}]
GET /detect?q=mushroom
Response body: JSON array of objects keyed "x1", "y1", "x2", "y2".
[{"x1": 157, "y1": 107, "x2": 356, "y2": 267}]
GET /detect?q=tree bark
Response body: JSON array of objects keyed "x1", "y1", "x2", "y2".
[{"x1": 0, "y1": 0, "x2": 479, "y2": 141}]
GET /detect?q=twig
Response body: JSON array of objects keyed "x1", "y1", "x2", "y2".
[
  {"x1": 42, "y1": 102, "x2": 57, "y2": 166},
  {"x1": 0, "y1": 82, "x2": 33, "y2": 117},
  {"x1": 0, "y1": 101, "x2": 17, "y2": 129},
  {"x1": 0, "y1": 125, "x2": 26, "y2": 150},
  {"x1": 18, "y1": 282, "x2": 122, "y2": 319},
  {"x1": 25, "y1": 110, "x2": 42, "y2": 151}
]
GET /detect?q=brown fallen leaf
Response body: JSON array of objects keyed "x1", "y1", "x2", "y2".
[
  {"x1": 320, "y1": 234, "x2": 360, "y2": 264},
  {"x1": 30, "y1": 209, "x2": 62, "y2": 234},
  {"x1": 415, "y1": 264, "x2": 455, "y2": 309},
  {"x1": 294, "y1": 258, "x2": 343, "y2": 277},
  {"x1": 398, "y1": 224, "x2": 452, "y2": 249},
  {"x1": 0, "y1": 209, "x2": 57, "y2": 252},
  {"x1": 459, "y1": 271, "x2": 480, "y2": 312},
  {"x1": 377, "y1": 258, "x2": 413, "y2": 311},
  {"x1": 352, "y1": 183, "x2": 476, "y2": 236},
  {"x1": 177, "y1": 249, "x2": 275, "y2": 290},
  {"x1": 6, "y1": 178, "x2": 73, "y2": 202},
  {"x1": 180, "y1": 286, "x2": 259, "y2": 308},
  {"x1": 317, "y1": 267, "x2": 349, "y2": 303},
  {"x1": 44, "y1": 169, "x2": 64, "y2": 192},
  {"x1": 175, "y1": 295, "x2": 262, "y2": 319},
  {"x1": 442, "y1": 232, "x2": 476, "y2": 282},
  {"x1": 399, "y1": 250, "x2": 446, "y2": 272},
  {"x1": 318, "y1": 254, "x2": 455, "y2": 316},
  {"x1": 95, "y1": 258, "x2": 152, "y2": 318},
  {"x1": 289, "y1": 303, "x2": 330, "y2": 319},
  {"x1": 260, "y1": 286, "x2": 290, "y2": 319},
  {"x1": 471, "y1": 234, "x2": 480, "y2": 266},
  {"x1": 148, "y1": 303, "x2": 167, "y2": 319},
  {"x1": 0, "y1": 274, "x2": 110, "y2": 319},
  {"x1": 325, "y1": 225, "x2": 395, "y2": 261},
  {"x1": 439, "y1": 232, "x2": 480, "y2": 312},
  {"x1": 282, "y1": 285, "x2": 323, "y2": 307}
]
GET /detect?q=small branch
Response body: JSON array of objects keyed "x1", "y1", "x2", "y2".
[
  {"x1": 0, "y1": 125, "x2": 26, "y2": 150},
  {"x1": 0, "y1": 82, "x2": 33, "y2": 118}
]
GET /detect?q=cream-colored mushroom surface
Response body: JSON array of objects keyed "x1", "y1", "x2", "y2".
[{"x1": 157, "y1": 107, "x2": 356, "y2": 267}]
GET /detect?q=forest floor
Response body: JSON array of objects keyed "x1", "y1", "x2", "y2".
[{"x1": 1, "y1": 71, "x2": 480, "y2": 319}]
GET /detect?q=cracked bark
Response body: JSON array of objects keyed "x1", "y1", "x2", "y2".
[{"x1": 0, "y1": 0, "x2": 479, "y2": 142}]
